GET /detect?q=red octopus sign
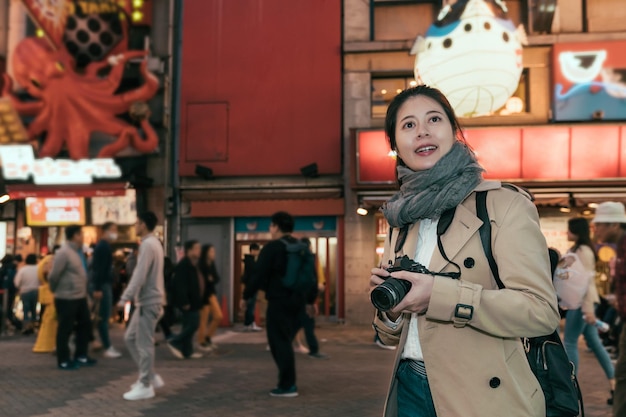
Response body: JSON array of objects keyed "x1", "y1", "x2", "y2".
[{"x1": 2, "y1": 0, "x2": 159, "y2": 161}]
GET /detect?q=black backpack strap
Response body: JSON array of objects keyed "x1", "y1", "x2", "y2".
[{"x1": 476, "y1": 191, "x2": 505, "y2": 290}]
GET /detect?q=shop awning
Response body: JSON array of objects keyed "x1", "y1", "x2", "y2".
[
  {"x1": 190, "y1": 198, "x2": 345, "y2": 217},
  {"x1": 7, "y1": 182, "x2": 128, "y2": 199}
]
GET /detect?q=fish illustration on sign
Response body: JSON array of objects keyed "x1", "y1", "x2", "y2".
[
  {"x1": 553, "y1": 41, "x2": 626, "y2": 121},
  {"x1": 411, "y1": 0, "x2": 525, "y2": 117}
]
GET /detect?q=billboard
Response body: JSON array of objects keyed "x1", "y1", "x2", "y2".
[
  {"x1": 25, "y1": 197, "x2": 86, "y2": 226},
  {"x1": 553, "y1": 41, "x2": 626, "y2": 121}
]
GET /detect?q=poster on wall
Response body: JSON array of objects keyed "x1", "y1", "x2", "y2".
[
  {"x1": 91, "y1": 189, "x2": 137, "y2": 225},
  {"x1": 25, "y1": 197, "x2": 86, "y2": 226},
  {"x1": 553, "y1": 41, "x2": 626, "y2": 121},
  {"x1": 540, "y1": 216, "x2": 570, "y2": 256}
]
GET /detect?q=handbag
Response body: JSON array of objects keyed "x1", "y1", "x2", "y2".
[
  {"x1": 476, "y1": 190, "x2": 583, "y2": 417},
  {"x1": 552, "y1": 252, "x2": 593, "y2": 310}
]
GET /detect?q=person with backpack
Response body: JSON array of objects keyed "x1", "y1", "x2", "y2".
[
  {"x1": 243, "y1": 211, "x2": 318, "y2": 398},
  {"x1": 562, "y1": 217, "x2": 615, "y2": 405},
  {"x1": 369, "y1": 86, "x2": 560, "y2": 417}
]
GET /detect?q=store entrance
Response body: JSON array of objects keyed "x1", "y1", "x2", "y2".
[{"x1": 233, "y1": 235, "x2": 339, "y2": 322}]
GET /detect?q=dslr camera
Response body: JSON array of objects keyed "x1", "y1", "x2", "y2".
[{"x1": 371, "y1": 255, "x2": 430, "y2": 312}]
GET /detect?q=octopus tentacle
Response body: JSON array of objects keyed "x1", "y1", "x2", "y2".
[
  {"x1": 38, "y1": 128, "x2": 65, "y2": 158},
  {"x1": 131, "y1": 119, "x2": 159, "y2": 153},
  {"x1": 119, "y1": 60, "x2": 159, "y2": 105},
  {"x1": 2, "y1": 74, "x2": 44, "y2": 116},
  {"x1": 97, "y1": 126, "x2": 133, "y2": 158}
]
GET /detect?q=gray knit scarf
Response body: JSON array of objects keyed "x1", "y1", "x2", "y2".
[{"x1": 381, "y1": 142, "x2": 485, "y2": 228}]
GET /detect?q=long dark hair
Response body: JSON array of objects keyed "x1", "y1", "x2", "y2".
[
  {"x1": 199, "y1": 244, "x2": 220, "y2": 283},
  {"x1": 568, "y1": 217, "x2": 597, "y2": 260}
]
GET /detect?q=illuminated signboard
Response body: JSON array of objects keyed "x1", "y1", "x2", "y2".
[
  {"x1": 91, "y1": 189, "x2": 137, "y2": 225},
  {"x1": 25, "y1": 197, "x2": 86, "y2": 226},
  {"x1": 0, "y1": 145, "x2": 122, "y2": 185},
  {"x1": 554, "y1": 41, "x2": 626, "y2": 121}
]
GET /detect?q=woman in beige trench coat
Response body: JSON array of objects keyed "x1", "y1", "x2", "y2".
[{"x1": 370, "y1": 85, "x2": 560, "y2": 417}]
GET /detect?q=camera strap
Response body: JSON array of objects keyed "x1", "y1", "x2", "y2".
[{"x1": 436, "y1": 207, "x2": 461, "y2": 279}]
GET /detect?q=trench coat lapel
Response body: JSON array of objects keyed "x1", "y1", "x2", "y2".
[{"x1": 429, "y1": 202, "x2": 483, "y2": 273}]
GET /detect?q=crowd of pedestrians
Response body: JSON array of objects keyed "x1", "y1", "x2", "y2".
[{"x1": 0, "y1": 209, "x2": 328, "y2": 402}]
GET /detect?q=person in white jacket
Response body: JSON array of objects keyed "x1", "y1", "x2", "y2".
[
  {"x1": 14, "y1": 254, "x2": 40, "y2": 334},
  {"x1": 563, "y1": 217, "x2": 615, "y2": 405}
]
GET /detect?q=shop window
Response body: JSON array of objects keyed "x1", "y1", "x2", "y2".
[
  {"x1": 371, "y1": 76, "x2": 416, "y2": 118},
  {"x1": 371, "y1": 0, "x2": 438, "y2": 41}
]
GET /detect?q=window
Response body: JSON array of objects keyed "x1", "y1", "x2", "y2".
[{"x1": 371, "y1": 76, "x2": 416, "y2": 118}]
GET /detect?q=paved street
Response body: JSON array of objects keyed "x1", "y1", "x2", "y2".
[{"x1": 0, "y1": 322, "x2": 616, "y2": 417}]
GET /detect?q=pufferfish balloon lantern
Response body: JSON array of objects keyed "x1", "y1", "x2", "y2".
[{"x1": 411, "y1": 0, "x2": 526, "y2": 117}]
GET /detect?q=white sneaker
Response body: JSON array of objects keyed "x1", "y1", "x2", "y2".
[
  {"x1": 197, "y1": 343, "x2": 213, "y2": 352},
  {"x1": 167, "y1": 342, "x2": 184, "y2": 359},
  {"x1": 131, "y1": 374, "x2": 165, "y2": 390},
  {"x1": 190, "y1": 352, "x2": 203, "y2": 359},
  {"x1": 123, "y1": 384, "x2": 155, "y2": 401},
  {"x1": 250, "y1": 323, "x2": 263, "y2": 332},
  {"x1": 104, "y1": 346, "x2": 122, "y2": 359}
]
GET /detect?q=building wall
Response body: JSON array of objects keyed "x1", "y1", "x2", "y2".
[
  {"x1": 177, "y1": 0, "x2": 342, "y2": 178},
  {"x1": 342, "y1": 0, "x2": 626, "y2": 324}
]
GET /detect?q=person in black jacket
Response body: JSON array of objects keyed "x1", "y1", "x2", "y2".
[
  {"x1": 167, "y1": 240, "x2": 206, "y2": 359},
  {"x1": 243, "y1": 211, "x2": 318, "y2": 398},
  {"x1": 91, "y1": 222, "x2": 122, "y2": 358},
  {"x1": 197, "y1": 244, "x2": 223, "y2": 351},
  {"x1": 241, "y1": 243, "x2": 262, "y2": 331}
]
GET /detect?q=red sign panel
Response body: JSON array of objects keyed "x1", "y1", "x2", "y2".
[{"x1": 356, "y1": 126, "x2": 626, "y2": 184}]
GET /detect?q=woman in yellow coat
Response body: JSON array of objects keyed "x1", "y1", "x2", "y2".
[{"x1": 33, "y1": 248, "x2": 58, "y2": 353}]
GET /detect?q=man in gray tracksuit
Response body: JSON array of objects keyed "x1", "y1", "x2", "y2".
[
  {"x1": 117, "y1": 211, "x2": 165, "y2": 401},
  {"x1": 49, "y1": 225, "x2": 96, "y2": 370}
]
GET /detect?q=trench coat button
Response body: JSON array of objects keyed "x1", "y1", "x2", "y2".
[
  {"x1": 489, "y1": 377, "x2": 501, "y2": 388},
  {"x1": 464, "y1": 257, "x2": 475, "y2": 268}
]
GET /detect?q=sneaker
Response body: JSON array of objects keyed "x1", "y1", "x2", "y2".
[
  {"x1": 58, "y1": 361, "x2": 79, "y2": 371},
  {"x1": 167, "y1": 342, "x2": 184, "y2": 359},
  {"x1": 374, "y1": 335, "x2": 397, "y2": 351},
  {"x1": 308, "y1": 352, "x2": 329, "y2": 359},
  {"x1": 131, "y1": 374, "x2": 165, "y2": 390},
  {"x1": 204, "y1": 337, "x2": 218, "y2": 349},
  {"x1": 104, "y1": 346, "x2": 122, "y2": 359},
  {"x1": 247, "y1": 323, "x2": 263, "y2": 332},
  {"x1": 269, "y1": 385, "x2": 299, "y2": 398},
  {"x1": 75, "y1": 356, "x2": 97, "y2": 367},
  {"x1": 123, "y1": 384, "x2": 155, "y2": 401},
  {"x1": 197, "y1": 342, "x2": 213, "y2": 352},
  {"x1": 189, "y1": 352, "x2": 203, "y2": 359}
]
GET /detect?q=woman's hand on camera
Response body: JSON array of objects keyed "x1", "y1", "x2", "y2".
[
  {"x1": 370, "y1": 267, "x2": 390, "y2": 288},
  {"x1": 389, "y1": 270, "x2": 434, "y2": 315}
]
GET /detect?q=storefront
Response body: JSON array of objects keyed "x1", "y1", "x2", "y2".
[{"x1": 179, "y1": 187, "x2": 345, "y2": 325}]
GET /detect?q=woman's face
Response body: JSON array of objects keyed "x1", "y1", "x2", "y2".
[
  {"x1": 394, "y1": 95, "x2": 456, "y2": 172},
  {"x1": 567, "y1": 230, "x2": 576, "y2": 242},
  {"x1": 208, "y1": 247, "x2": 216, "y2": 262}
]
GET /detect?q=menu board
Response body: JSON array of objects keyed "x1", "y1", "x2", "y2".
[
  {"x1": 26, "y1": 197, "x2": 86, "y2": 226},
  {"x1": 91, "y1": 189, "x2": 137, "y2": 225}
]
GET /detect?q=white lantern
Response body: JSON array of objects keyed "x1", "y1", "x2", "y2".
[{"x1": 412, "y1": 0, "x2": 524, "y2": 117}]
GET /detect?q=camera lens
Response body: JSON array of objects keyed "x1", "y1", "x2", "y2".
[{"x1": 371, "y1": 278, "x2": 411, "y2": 312}]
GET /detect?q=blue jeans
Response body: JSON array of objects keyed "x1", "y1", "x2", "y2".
[
  {"x1": 244, "y1": 294, "x2": 257, "y2": 326},
  {"x1": 97, "y1": 284, "x2": 113, "y2": 349},
  {"x1": 564, "y1": 308, "x2": 615, "y2": 379},
  {"x1": 397, "y1": 361, "x2": 437, "y2": 417},
  {"x1": 20, "y1": 290, "x2": 38, "y2": 326}
]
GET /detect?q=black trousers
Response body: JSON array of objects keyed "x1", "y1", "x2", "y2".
[
  {"x1": 54, "y1": 298, "x2": 91, "y2": 365},
  {"x1": 170, "y1": 309, "x2": 200, "y2": 358},
  {"x1": 266, "y1": 297, "x2": 305, "y2": 389},
  {"x1": 296, "y1": 308, "x2": 319, "y2": 355}
]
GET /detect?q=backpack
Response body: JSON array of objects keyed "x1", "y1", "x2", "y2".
[
  {"x1": 552, "y1": 252, "x2": 594, "y2": 310},
  {"x1": 281, "y1": 239, "x2": 317, "y2": 294},
  {"x1": 475, "y1": 189, "x2": 584, "y2": 417}
]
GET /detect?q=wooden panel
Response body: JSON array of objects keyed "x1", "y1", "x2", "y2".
[
  {"x1": 521, "y1": 127, "x2": 570, "y2": 179},
  {"x1": 185, "y1": 102, "x2": 228, "y2": 162},
  {"x1": 374, "y1": 4, "x2": 434, "y2": 41},
  {"x1": 571, "y1": 126, "x2": 619, "y2": 179}
]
